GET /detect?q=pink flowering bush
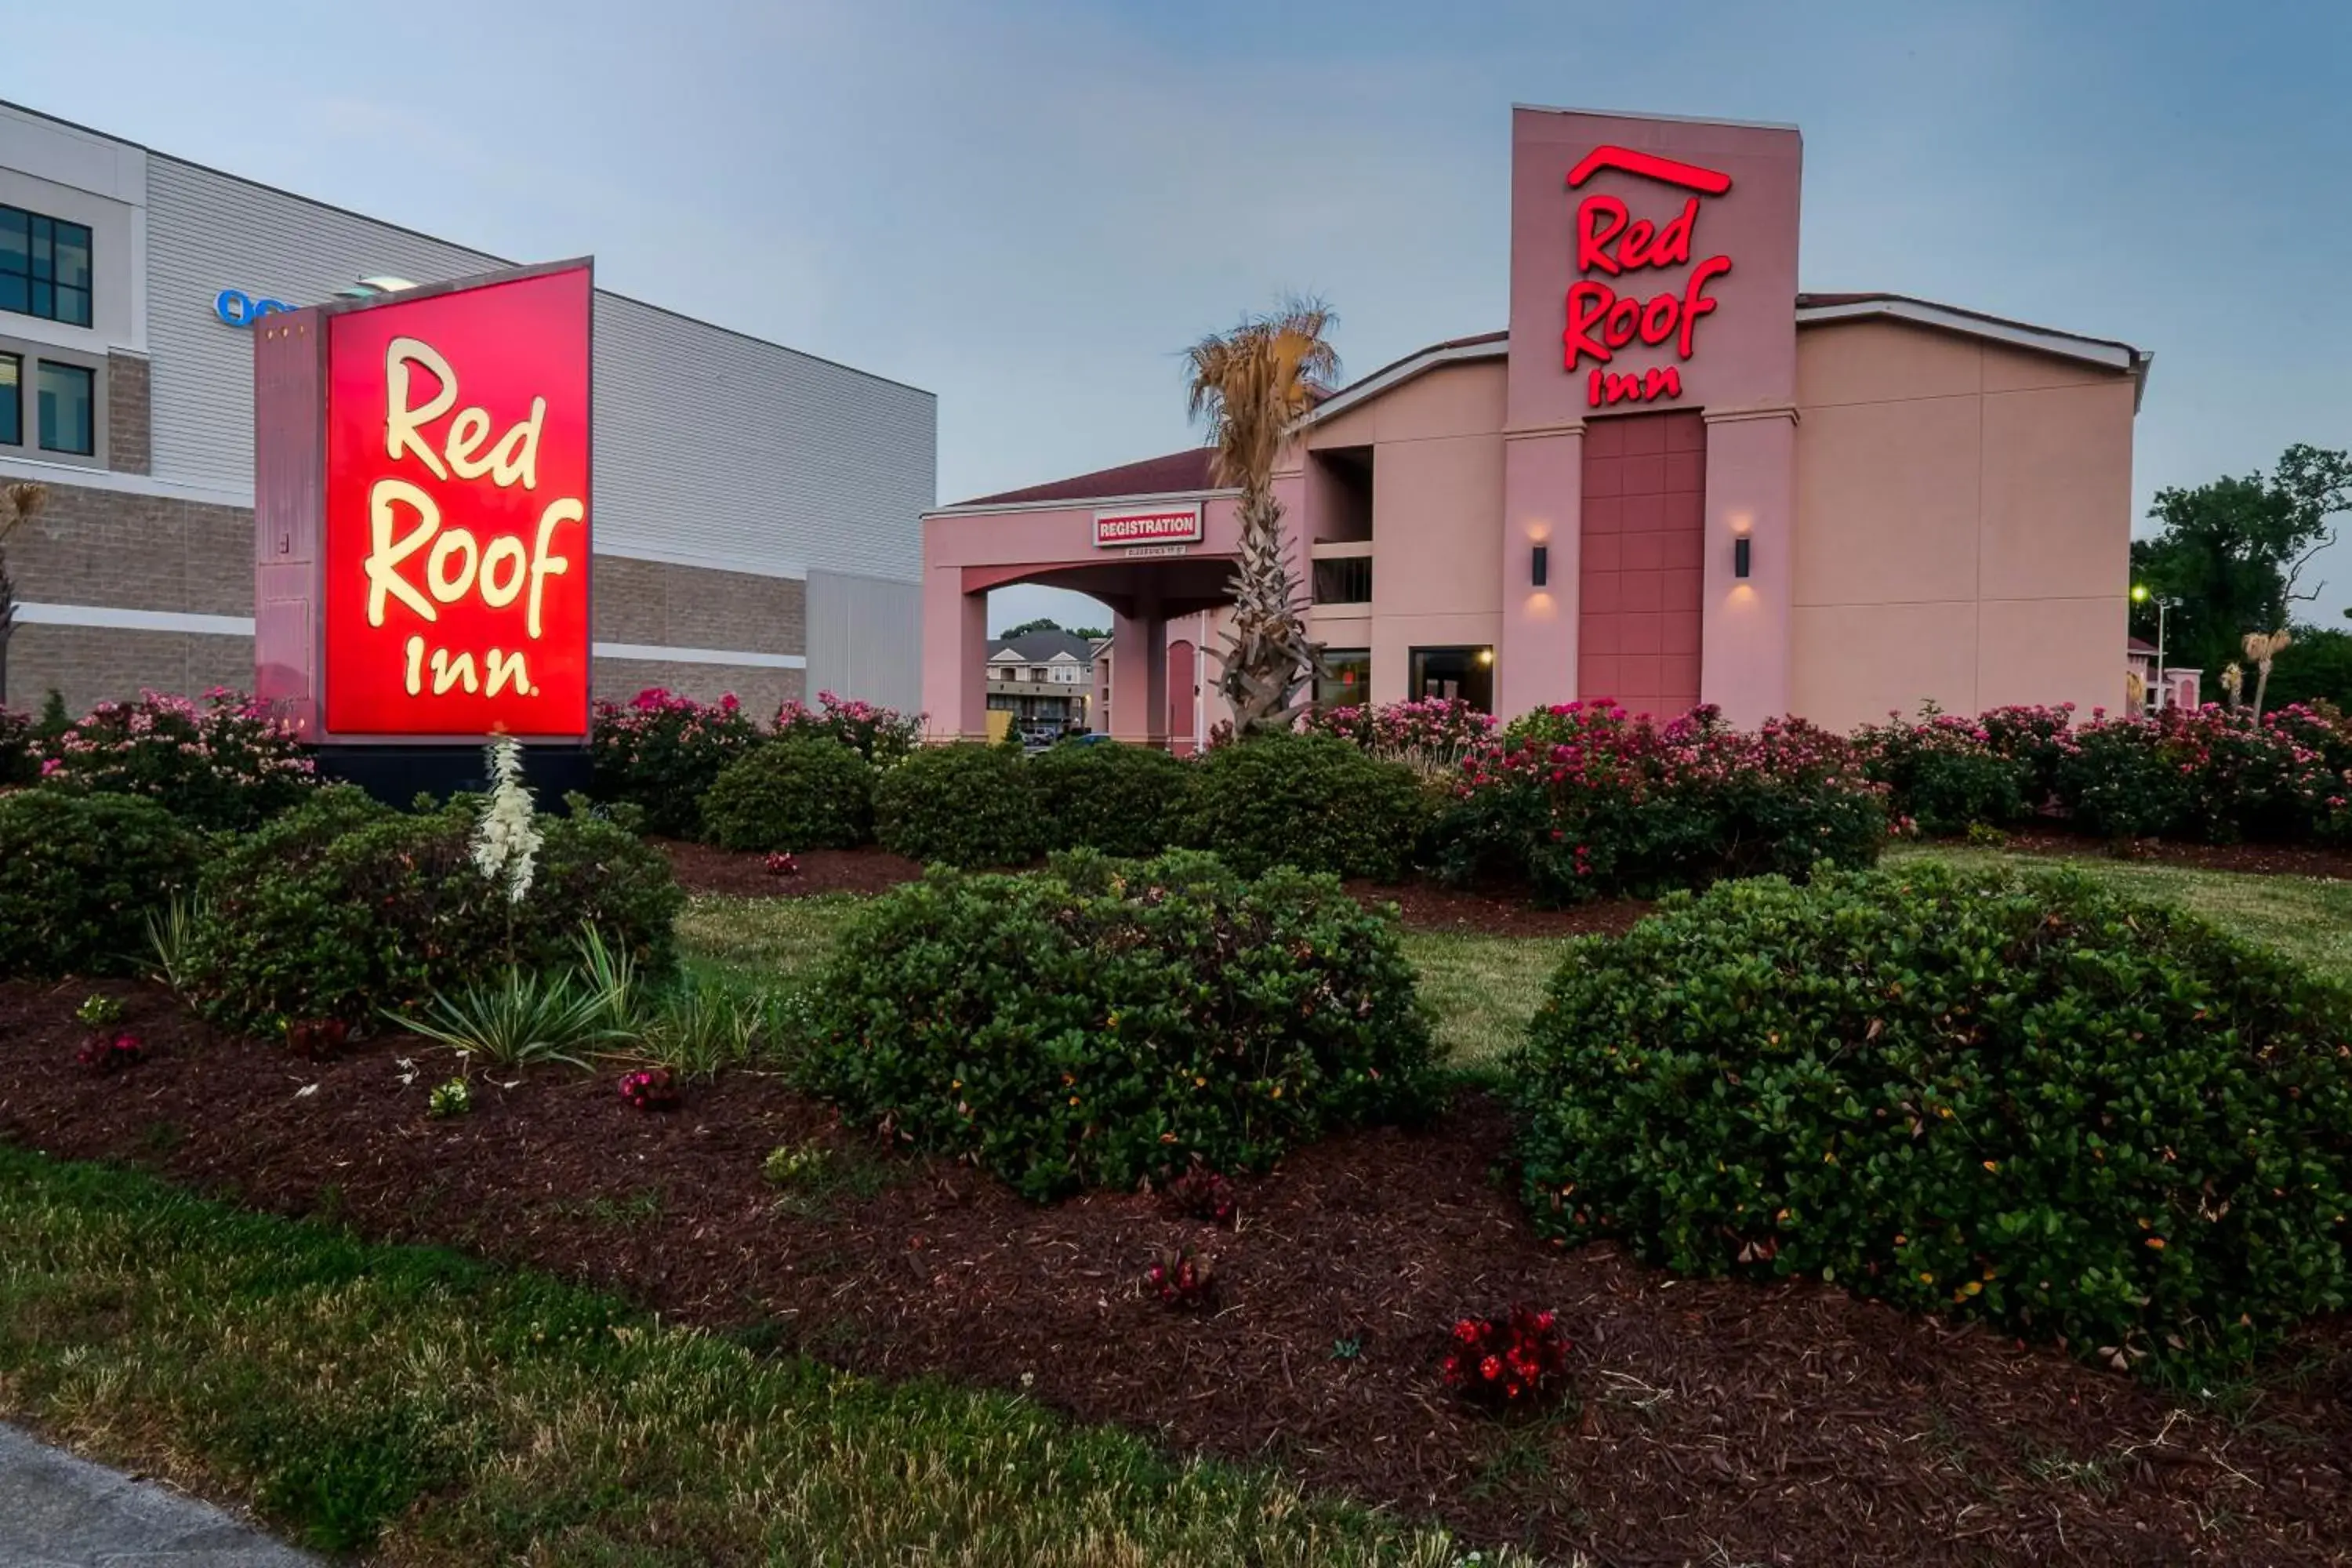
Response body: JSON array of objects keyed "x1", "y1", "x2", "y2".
[
  {"x1": 2046, "y1": 703, "x2": 2352, "y2": 844},
  {"x1": 1853, "y1": 705, "x2": 2031, "y2": 837},
  {"x1": 1434, "y1": 702, "x2": 1885, "y2": 905},
  {"x1": 588, "y1": 687, "x2": 763, "y2": 838},
  {"x1": 775, "y1": 690, "x2": 923, "y2": 767},
  {"x1": 42, "y1": 688, "x2": 314, "y2": 830},
  {"x1": 1305, "y1": 697, "x2": 1497, "y2": 759}
]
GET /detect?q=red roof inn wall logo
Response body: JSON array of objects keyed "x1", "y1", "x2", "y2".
[
  {"x1": 1562, "y1": 146, "x2": 1734, "y2": 409},
  {"x1": 320, "y1": 267, "x2": 593, "y2": 738}
]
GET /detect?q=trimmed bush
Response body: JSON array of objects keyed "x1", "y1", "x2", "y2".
[
  {"x1": 2051, "y1": 718, "x2": 2191, "y2": 840},
  {"x1": 43, "y1": 688, "x2": 316, "y2": 830},
  {"x1": 700, "y1": 739, "x2": 874, "y2": 851},
  {"x1": 873, "y1": 742, "x2": 1040, "y2": 867},
  {"x1": 1029, "y1": 740, "x2": 1194, "y2": 858},
  {"x1": 0, "y1": 789, "x2": 203, "y2": 978},
  {"x1": 1437, "y1": 702, "x2": 1885, "y2": 904},
  {"x1": 180, "y1": 786, "x2": 684, "y2": 1034},
  {"x1": 589, "y1": 688, "x2": 764, "y2": 838},
  {"x1": 802, "y1": 851, "x2": 1439, "y2": 1200},
  {"x1": 1178, "y1": 732, "x2": 1431, "y2": 881},
  {"x1": 1511, "y1": 862, "x2": 2352, "y2": 1376}
]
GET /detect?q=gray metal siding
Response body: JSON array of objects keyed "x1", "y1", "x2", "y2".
[
  {"x1": 143, "y1": 156, "x2": 500, "y2": 492},
  {"x1": 806, "y1": 569, "x2": 921, "y2": 711},
  {"x1": 141, "y1": 157, "x2": 935, "y2": 590},
  {"x1": 591, "y1": 295, "x2": 933, "y2": 583}
]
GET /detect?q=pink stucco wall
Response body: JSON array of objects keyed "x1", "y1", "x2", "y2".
[{"x1": 1788, "y1": 318, "x2": 2135, "y2": 730}]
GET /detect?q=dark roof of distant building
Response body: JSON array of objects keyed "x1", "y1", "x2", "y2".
[
  {"x1": 2128, "y1": 636, "x2": 2161, "y2": 654},
  {"x1": 988, "y1": 629, "x2": 1098, "y2": 664},
  {"x1": 942, "y1": 296, "x2": 2151, "y2": 514}
]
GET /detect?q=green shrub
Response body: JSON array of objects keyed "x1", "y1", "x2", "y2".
[
  {"x1": 801, "y1": 851, "x2": 1439, "y2": 1200},
  {"x1": 1510, "y1": 863, "x2": 2352, "y2": 1377},
  {"x1": 872, "y1": 743, "x2": 1040, "y2": 867},
  {"x1": 1028, "y1": 740, "x2": 1194, "y2": 857},
  {"x1": 0, "y1": 704, "x2": 37, "y2": 788},
  {"x1": 588, "y1": 688, "x2": 764, "y2": 838},
  {"x1": 180, "y1": 787, "x2": 684, "y2": 1034},
  {"x1": 0, "y1": 790, "x2": 203, "y2": 978},
  {"x1": 700, "y1": 739, "x2": 874, "y2": 851},
  {"x1": 1178, "y1": 733, "x2": 1430, "y2": 881}
]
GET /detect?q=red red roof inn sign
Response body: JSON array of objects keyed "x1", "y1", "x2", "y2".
[{"x1": 252, "y1": 260, "x2": 594, "y2": 742}]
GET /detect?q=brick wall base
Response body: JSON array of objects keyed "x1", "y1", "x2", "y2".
[{"x1": 2, "y1": 477, "x2": 811, "y2": 717}]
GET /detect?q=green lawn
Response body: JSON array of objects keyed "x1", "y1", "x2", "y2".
[
  {"x1": 678, "y1": 892, "x2": 1577, "y2": 1069},
  {"x1": 1893, "y1": 844, "x2": 2352, "y2": 982},
  {"x1": 0, "y1": 1146, "x2": 1516, "y2": 1567}
]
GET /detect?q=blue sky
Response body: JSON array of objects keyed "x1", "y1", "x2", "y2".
[{"x1": 11, "y1": 1, "x2": 2349, "y2": 633}]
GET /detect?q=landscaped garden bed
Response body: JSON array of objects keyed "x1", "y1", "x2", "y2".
[{"x1": 5, "y1": 973, "x2": 2350, "y2": 1566}]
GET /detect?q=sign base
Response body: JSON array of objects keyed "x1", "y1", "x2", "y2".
[{"x1": 310, "y1": 743, "x2": 592, "y2": 808}]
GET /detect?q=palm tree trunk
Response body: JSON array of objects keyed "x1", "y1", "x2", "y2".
[{"x1": 1214, "y1": 485, "x2": 1320, "y2": 734}]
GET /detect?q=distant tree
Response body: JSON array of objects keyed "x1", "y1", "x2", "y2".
[
  {"x1": 1072, "y1": 626, "x2": 1109, "y2": 642},
  {"x1": 2262, "y1": 623, "x2": 2352, "y2": 711},
  {"x1": 2130, "y1": 445, "x2": 2352, "y2": 682},
  {"x1": 1000, "y1": 617, "x2": 1069, "y2": 639}
]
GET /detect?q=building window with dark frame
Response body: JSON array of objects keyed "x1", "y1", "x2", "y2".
[
  {"x1": 35, "y1": 360, "x2": 95, "y2": 456},
  {"x1": 0, "y1": 352, "x2": 20, "y2": 447},
  {"x1": 1316, "y1": 648, "x2": 1370, "y2": 707},
  {"x1": 1408, "y1": 645, "x2": 1494, "y2": 713},
  {"x1": 0, "y1": 205, "x2": 96, "y2": 328}
]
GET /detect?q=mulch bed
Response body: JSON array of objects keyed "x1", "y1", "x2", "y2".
[
  {"x1": 1997, "y1": 828, "x2": 2352, "y2": 882},
  {"x1": 5, "y1": 982, "x2": 2350, "y2": 1566},
  {"x1": 659, "y1": 840, "x2": 1647, "y2": 938},
  {"x1": 657, "y1": 840, "x2": 925, "y2": 898}
]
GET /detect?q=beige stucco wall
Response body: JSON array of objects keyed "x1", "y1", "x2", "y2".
[
  {"x1": 1306, "y1": 362, "x2": 1507, "y2": 701},
  {"x1": 1789, "y1": 319, "x2": 2134, "y2": 730}
]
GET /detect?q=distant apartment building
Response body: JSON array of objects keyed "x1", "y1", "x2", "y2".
[{"x1": 985, "y1": 627, "x2": 1098, "y2": 735}]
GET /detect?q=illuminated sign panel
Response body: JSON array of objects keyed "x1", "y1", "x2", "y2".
[
  {"x1": 317, "y1": 264, "x2": 593, "y2": 739},
  {"x1": 1094, "y1": 504, "x2": 1202, "y2": 548},
  {"x1": 1560, "y1": 146, "x2": 1734, "y2": 409}
]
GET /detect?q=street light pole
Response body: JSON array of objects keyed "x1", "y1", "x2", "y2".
[{"x1": 2153, "y1": 598, "x2": 2169, "y2": 712}]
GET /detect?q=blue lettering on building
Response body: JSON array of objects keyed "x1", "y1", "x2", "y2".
[{"x1": 214, "y1": 288, "x2": 294, "y2": 328}]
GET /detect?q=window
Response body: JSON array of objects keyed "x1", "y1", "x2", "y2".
[
  {"x1": 0, "y1": 205, "x2": 95, "y2": 327},
  {"x1": 1312, "y1": 554, "x2": 1372, "y2": 605},
  {"x1": 1316, "y1": 648, "x2": 1370, "y2": 707},
  {"x1": 0, "y1": 353, "x2": 18, "y2": 446},
  {"x1": 35, "y1": 360, "x2": 94, "y2": 455},
  {"x1": 1408, "y1": 646, "x2": 1494, "y2": 713}
]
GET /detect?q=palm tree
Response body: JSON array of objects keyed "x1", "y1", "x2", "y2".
[{"x1": 1186, "y1": 298, "x2": 1338, "y2": 736}]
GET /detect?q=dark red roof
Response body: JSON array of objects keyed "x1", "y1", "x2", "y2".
[{"x1": 956, "y1": 448, "x2": 1218, "y2": 507}]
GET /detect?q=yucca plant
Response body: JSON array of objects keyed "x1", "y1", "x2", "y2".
[
  {"x1": 143, "y1": 893, "x2": 206, "y2": 998},
  {"x1": 637, "y1": 975, "x2": 770, "y2": 1083},
  {"x1": 397, "y1": 967, "x2": 626, "y2": 1071},
  {"x1": 1186, "y1": 299, "x2": 1338, "y2": 736}
]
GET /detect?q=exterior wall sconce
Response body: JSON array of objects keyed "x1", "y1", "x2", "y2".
[
  {"x1": 1531, "y1": 543, "x2": 1549, "y2": 587},
  {"x1": 1733, "y1": 536, "x2": 1751, "y2": 579}
]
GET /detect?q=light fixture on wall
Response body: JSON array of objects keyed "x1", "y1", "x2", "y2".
[
  {"x1": 1476, "y1": 647, "x2": 1495, "y2": 667},
  {"x1": 1531, "y1": 543, "x2": 1549, "y2": 588},
  {"x1": 1733, "y1": 536, "x2": 1752, "y2": 579}
]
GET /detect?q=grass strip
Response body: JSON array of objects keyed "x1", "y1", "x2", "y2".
[{"x1": 0, "y1": 1145, "x2": 1515, "y2": 1566}]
